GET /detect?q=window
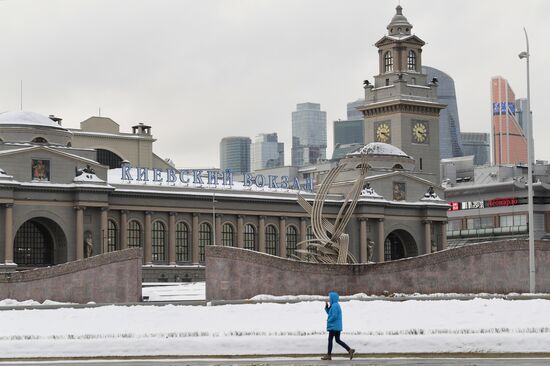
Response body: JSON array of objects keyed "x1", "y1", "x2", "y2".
[
  {"x1": 393, "y1": 164, "x2": 404, "y2": 170},
  {"x1": 384, "y1": 51, "x2": 393, "y2": 72},
  {"x1": 467, "y1": 217, "x2": 494, "y2": 230},
  {"x1": 286, "y1": 226, "x2": 298, "y2": 258},
  {"x1": 199, "y1": 222, "x2": 212, "y2": 262},
  {"x1": 407, "y1": 50, "x2": 417, "y2": 70},
  {"x1": 128, "y1": 220, "x2": 142, "y2": 248},
  {"x1": 500, "y1": 215, "x2": 527, "y2": 227},
  {"x1": 419, "y1": 158, "x2": 423, "y2": 170},
  {"x1": 244, "y1": 224, "x2": 256, "y2": 250},
  {"x1": 152, "y1": 221, "x2": 166, "y2": 262},
  {"x1": 14, "y1": 220, "x2": 53, "y2": 266},
  {"x1": 306, "y1": 225, "x2": 317, "y2": 254},
  {"x1": 385, "y1": 78, "x2": 390, "y2": 86},
  {"x1": 265, "y1": 224, "x2": 278, "y2": 256},
  {"x1": 107, "y1": 219, "x2": 118, "y2": 252},
  {"x1": 448, "y1": 220, "x2": 462, "y2": 231},
  {"x1": 97, "y1": 149, "x2": 123, "y2": 169},
  {"x1": 31, "y1": 137, "x2": 48, "y2": 144},
  {"x1": 176, "y1": 222, "x2": 190, "y2": 262},
  {"x1": 221, "y1": 223, "x2": 235, "y2": 247}
]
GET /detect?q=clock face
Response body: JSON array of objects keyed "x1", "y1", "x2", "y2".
[
  {"x1": 412, "y1": 122, "x2": 428, "y2": 143},
  {"x1": 376, "y1": 123, "x2": 391, "y2": 143}
]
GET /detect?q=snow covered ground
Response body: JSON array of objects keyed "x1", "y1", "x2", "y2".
[{"x1": 0, "y1": 295, "x2": 550, "y2": 358}]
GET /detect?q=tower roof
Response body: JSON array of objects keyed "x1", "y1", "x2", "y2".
[{"x1": 386, "y1": 5, "x2": 413, "y2": 37}]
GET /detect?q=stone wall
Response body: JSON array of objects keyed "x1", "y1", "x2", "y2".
[
  {"x1": 0, "y1": 248, "x2": 142, "y2": 304},
  {"x1": 206, "y1": 240, "x2": 550, "y2": 301}
]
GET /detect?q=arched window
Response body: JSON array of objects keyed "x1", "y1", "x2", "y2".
[
  {"x1": 393, "y1": 164, "x2": 404, "y2": 170},
  {"x1": 199, "y1": 222, "x2": 212, "y2": 263},
  {"x1": 14, "y1": 220, "x2": 53, "y2": 266},
  {"x1": 244, "y1": 224, "x2": 256, "y2": 250},
  {"x1": 128, "y1": 220, "x2": 142, "y2": 248},
  {"x1": 176, "y1": 222, "x2": 190, "y2": 262},
  {"x1": 31, "y1": 137, "x2": 48, "y2": 144},
  {"x1": 265, "y1": 224, "x2": 278, "y2": 256},
  {"x1": 384, "y1": 51, "x2": 393, "y2": 72},
  {"x1": 96, "y1": 149, "x2": 123, "y2": 169},
  {"x1": 221, "y1": 223, "x2": 235, "y2": 247},
  {"x1": 286, "y1": 226, "x2": 298, "y2": 258},
  {"x1": 407, "y1": 50, "x2": 417, "y2": 71},
  {"x1": 107, "y1": 219, "x2": 118, "y2": 252},
  {"x1": 152, "y1": 221, "x2": 166, "y2": 262},
  {"x1": 66, "y1": 142, "x2": 72, "y2": 147}
]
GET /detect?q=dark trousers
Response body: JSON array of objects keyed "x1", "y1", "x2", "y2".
[{"x1": 327, "y1": 331, "x2": 351, "y2": 355}]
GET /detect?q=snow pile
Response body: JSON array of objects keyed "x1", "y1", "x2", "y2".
[
  {"x1": 0, "y1": 299, "x2": 72, "y2": 307},
  {"x1": 347, "y1": 142, "x2": 409, "y2": 157},
  {"x1": 0, "y1": 298, "x2": 549, "y2": 357}
]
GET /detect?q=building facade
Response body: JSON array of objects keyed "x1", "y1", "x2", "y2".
[
  {"x1": 491, "y1": 76, "x2": 527, "y2": 165},
  {"x1": 422, "y1": 66, "x2": 464, "y2": 160},
  {"x1": 461, "y1": 132, "x2": 490, "y2": 166},
  {"x1": 0, "y1": 111, "x2": 448, "y2": 282},
  {"x1": 219, "y1": 136, "x2": 251, "y2": 175},
  {"x1": 251, "y1": 133, "x2": 284, "y2": 171},
  {"x1": 358, "y1": 5, "x2": 445, "y2": 185},
  {"x1": 291, "y1": 103, "x2": 327, "y2": 166}
]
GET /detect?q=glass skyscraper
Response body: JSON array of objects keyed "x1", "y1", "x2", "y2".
[
  {"x1": 291, "y1": 103, "x2": 327, "y2": 166},
  {"x1": 422, "y1": 66, "x2": 464, "y2": 159},
  {"x1": 251, "y1": 133, "x2": 284, "y2": 171},
  {"x1": 219, "y1": 136, "x2": 251, "y2": 174},
  {"x1": 461, "y1": 132, "x2": 490, "y2": 166}
]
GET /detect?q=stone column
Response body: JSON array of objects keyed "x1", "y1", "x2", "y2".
[
  {"x1": 120, "y1": 210, "x2": 128, "y2": 250},
  {"x1": 100, "y1": 207, "x2": 108, "y2": 253},
  {"x1": 359, "y1": 218, "x2": 367, "y2": 263},
  {"x1": 299, "y1": 218, "x2": 307, "y2": 243},
  {"x1": 279, "y1": 216, "x2": 287, "y2": 258},
  {"x1": 441, "y1": 221, "x2": 448, "y2": 250},
  {"x1": 424, "y1": 220, "x2": 432, "y2": 254},
  {"x1": 75, "y1": 206, "x2": 84, "y2": 260},
  {"x1": 258, "y1": 216, "x2": 266, "y2": 253},
  {"x1": 376, "y1": 218, "x2": 384, "y2": 263},
  {"x1": 215, "y1": 214, "x2": 222, "y2": 246},
  {"x1": 168, "y1": 212, "x2": 176, "y2": 265},
  {"x1": 4, "y1": 204, "x2": 13, "y2": 264},
  {"x1": 144, "y1": 211, "x2": 152, "y2": 264},
  {"x1": 237, "y1": 215, "x2": 244, "y2": 248},
  {"x1": 192, "y1": 213, "x2": 199, "y2": 263}
]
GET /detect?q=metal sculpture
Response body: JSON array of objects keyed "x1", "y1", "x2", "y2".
[{"x1": 295, "y1": 155, "x2": 369, "y2": 264}]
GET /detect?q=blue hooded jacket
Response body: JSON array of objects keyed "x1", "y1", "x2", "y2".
[{"x1": 325, "y1": 291, "x2": 343, "y2": 331}]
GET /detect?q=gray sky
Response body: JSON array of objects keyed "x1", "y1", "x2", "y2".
[{"x1": 0, "y1": 0, "x2": 548, "y2": 168}]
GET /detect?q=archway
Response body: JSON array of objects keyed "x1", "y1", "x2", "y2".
[
  {"x1": 384, "y1": 229, "x2": 417, "y2": 261},
  {"x1": 14, "y1": 217, "x2": 67, "y2": 267}
]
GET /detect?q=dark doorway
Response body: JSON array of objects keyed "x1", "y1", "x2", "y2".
[
  {"x1": 14, "y1": 218, "x2": 67, "y2": 267},
  {"x1": 14, "y1": 220, "x2": 53, "y2": 266},
  {"x1": 384, "y1": 229, "x2": 418, "y2": 261}
]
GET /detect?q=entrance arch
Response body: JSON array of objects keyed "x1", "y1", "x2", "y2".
[
  {"x1": 14, "y1": 217, "x2": 67, "y2": 267},
  {"x1": 384, "y1": 229, "x2": 418, "y2": 261}
]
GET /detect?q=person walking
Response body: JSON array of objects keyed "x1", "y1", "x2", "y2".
[{"x1": 321, "y1": 291, "x2": 355, "y2": 360}]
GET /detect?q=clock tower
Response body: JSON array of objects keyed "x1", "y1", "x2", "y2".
[{"x1": 358, "y1": 5, "x2": 445, "y2": 185}]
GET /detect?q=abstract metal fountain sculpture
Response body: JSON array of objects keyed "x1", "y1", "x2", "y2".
[{"x1": 295, "y1": 154, "x2": 369, "y2": 264}]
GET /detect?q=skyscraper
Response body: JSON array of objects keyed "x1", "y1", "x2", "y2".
[
  {"x1": 491, "y1": 76, "x2": 527, "y2": 165},
  {"x1": 219, "y1": 136, "x2": 251, "y2": 174},
  {"x1": 251, "y1": 133, "x2": 284, "y2": 171},
  {"x1": 291, "y1": 102, "x2": 327, "y2": 166},
  {"x1": 422, "y1": 66, "x2": 464, "y2": 159},
  {"x1": 333, "y1": 99, "x2": 365, "y2": 148},
  {"x1": 515, "y1": 98, "x2": 529, "y2": 133},
  {"x1": 461, "y1": 132, "x2": 490, "y2": 166}
]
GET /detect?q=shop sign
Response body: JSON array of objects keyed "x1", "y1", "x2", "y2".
[{"x1": 449, "y1": 197, "x2": 522, "y2": 211}]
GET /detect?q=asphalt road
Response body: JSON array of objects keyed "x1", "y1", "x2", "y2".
[{"x1": 3, "y1": 358, "x2": 550, "y2": 366}]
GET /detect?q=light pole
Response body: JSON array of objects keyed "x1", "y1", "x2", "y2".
[{"x1": 519, "y1": 27, "x2": 535, "y2": 293}]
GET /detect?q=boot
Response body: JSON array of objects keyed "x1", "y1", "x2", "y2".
[
  {"x1": 320, "y1": 354, "x2": 332, "y2": 360},
  {"x1": 349, "y1": 348, "x2": 356, "y2": 360}
]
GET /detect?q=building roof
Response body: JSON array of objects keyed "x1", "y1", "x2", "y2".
[{"x1": 0, "y1": 111, "x2": 67, "y2": 130}]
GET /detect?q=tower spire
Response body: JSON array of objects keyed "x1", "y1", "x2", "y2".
[{"x1": 387, "y1": 5, "x2": 413, "y2": 37}]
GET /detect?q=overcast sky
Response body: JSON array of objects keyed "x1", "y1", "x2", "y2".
[{"x1": 0, "y1": 0, "x2": 548, "y2": 168}]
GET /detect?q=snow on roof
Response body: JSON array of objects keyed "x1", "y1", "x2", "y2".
[
  {"x1": 0, "y1": 111, "x2": 67, "y2": 130},
  {"x1": 347, "y1": 142, "x2": 409, "y2": 157}
]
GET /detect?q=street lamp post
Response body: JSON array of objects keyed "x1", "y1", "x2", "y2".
[{"x1": 519, "y1": 27, "x2": 535, "y2": 293}]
